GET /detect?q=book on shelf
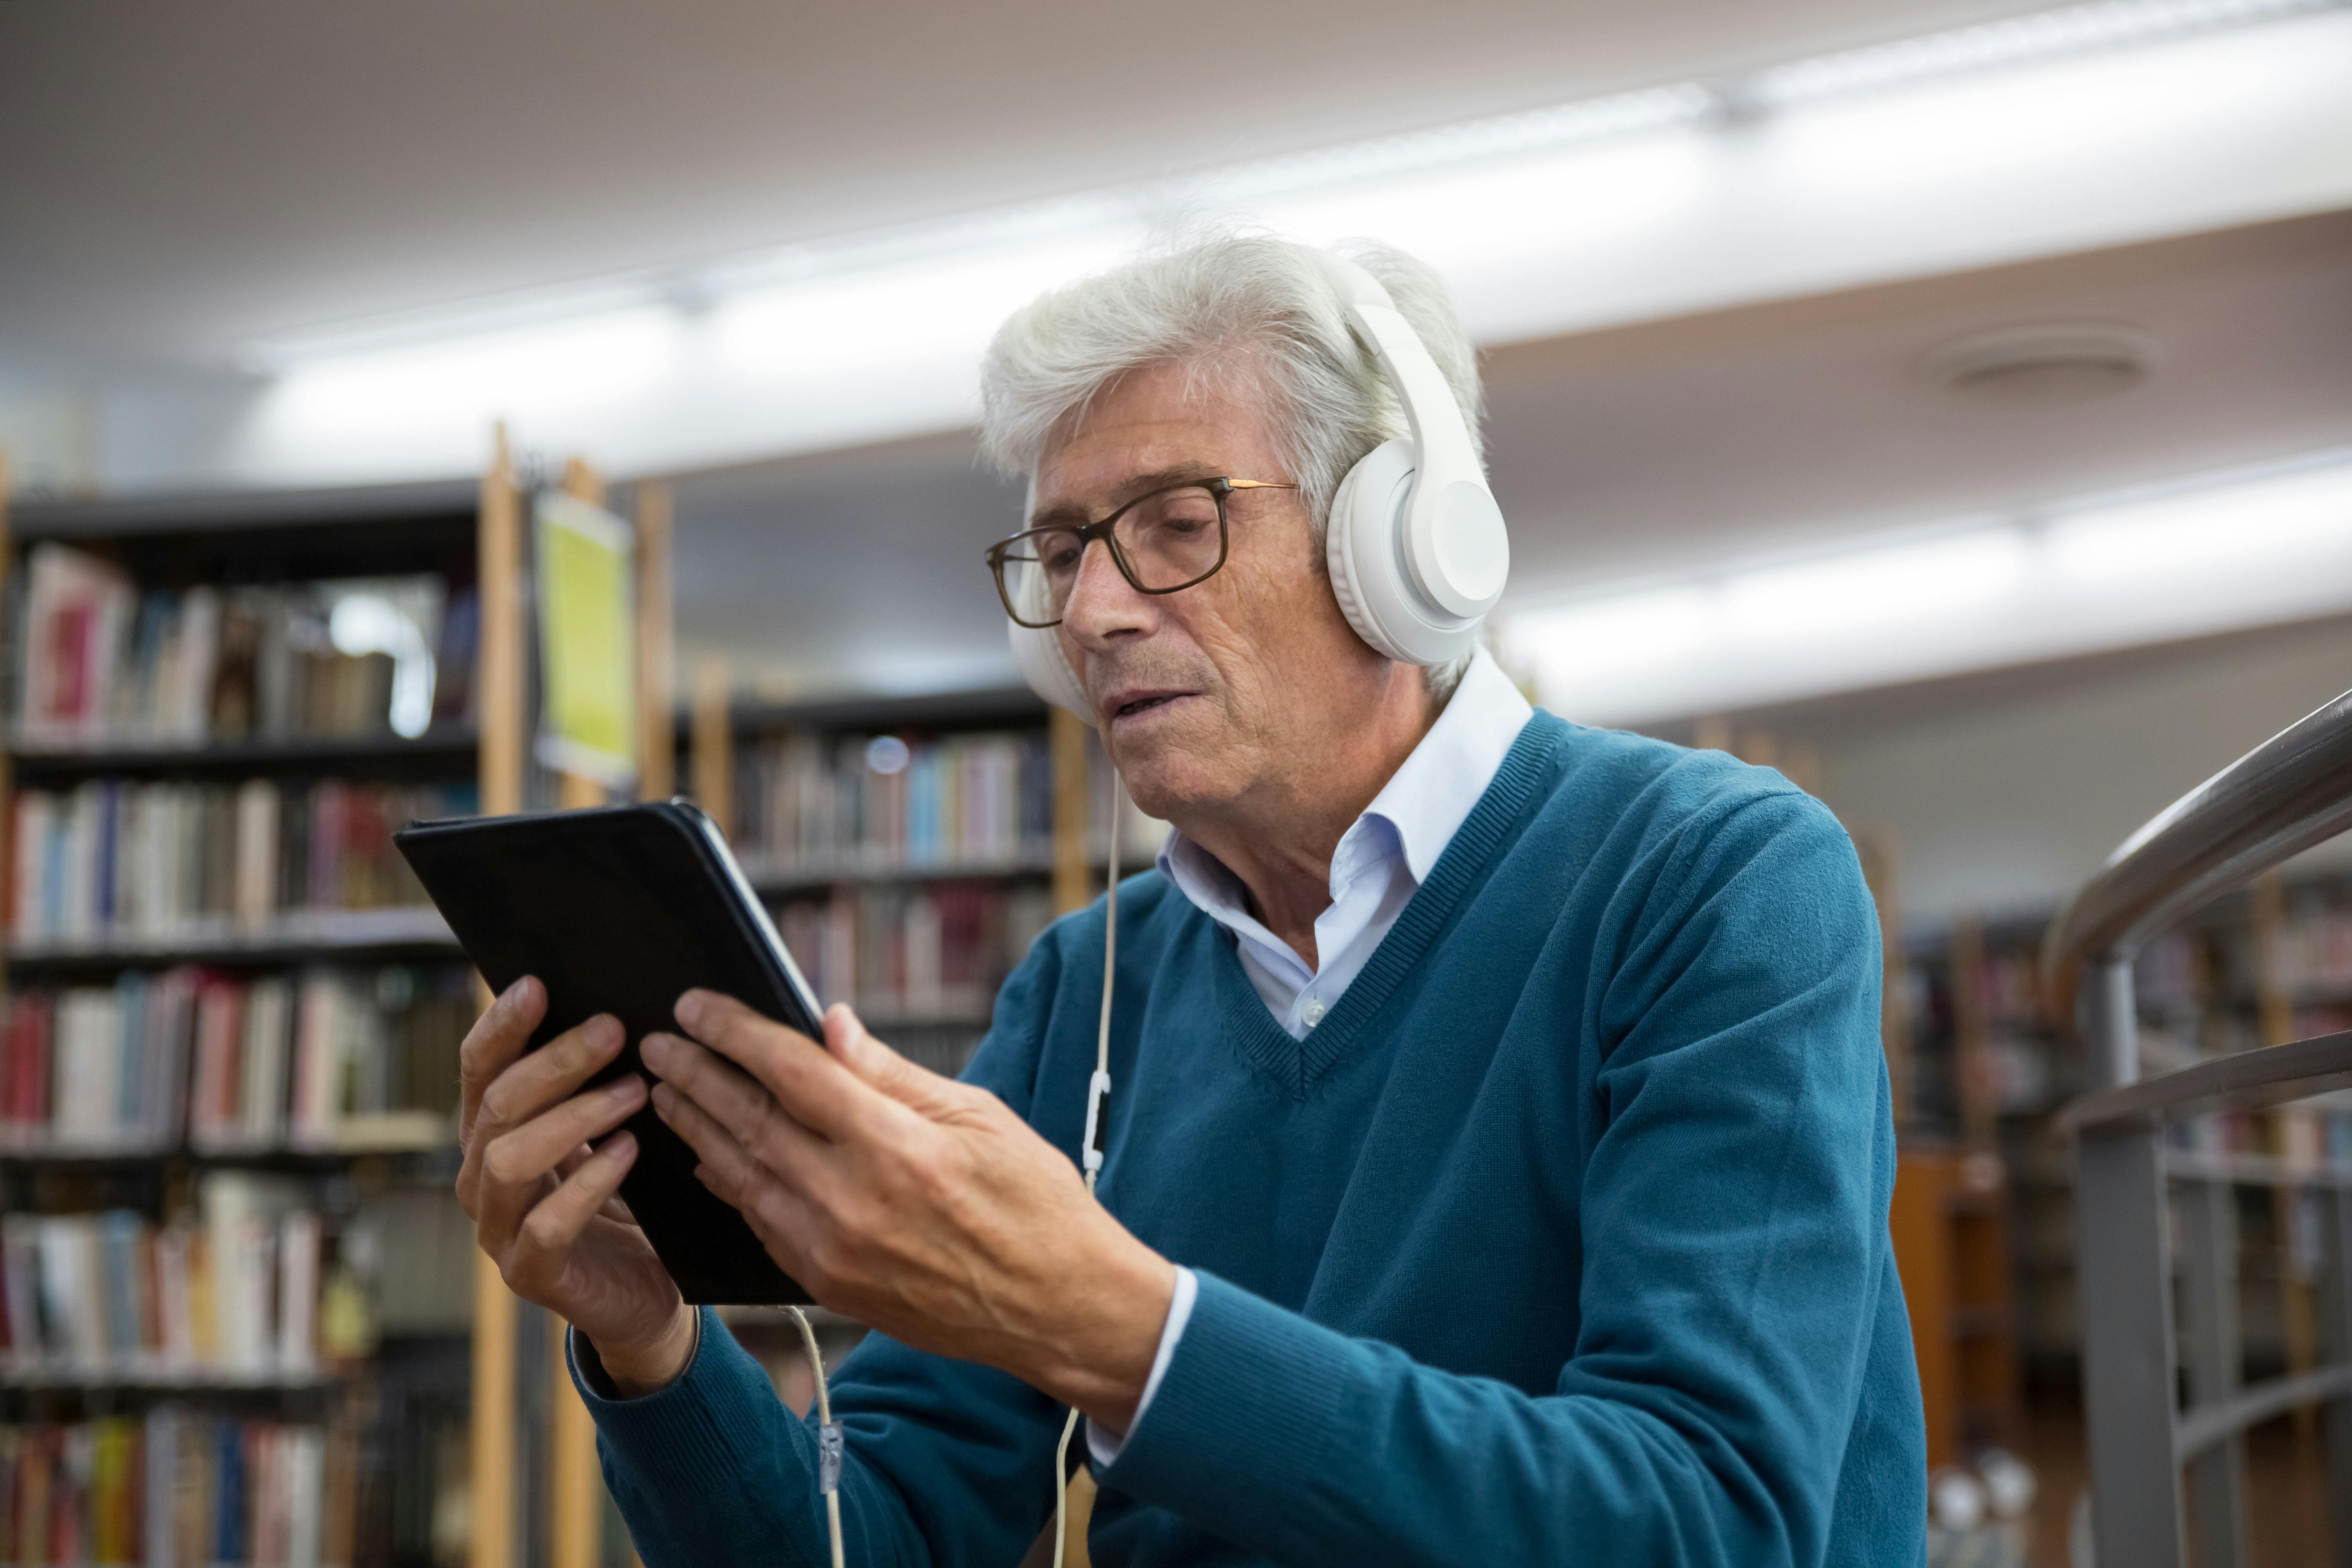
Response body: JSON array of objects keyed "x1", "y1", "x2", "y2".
[
  {"x1": 0, "y1": 965, "x2": 469, "y2": 1155},
  {"x1": 9, "y1": 777, "x2": 473, "y2": 949},
  {"x1": 10, "y1": 542, "x2": 467, "y2": 749},
  {"x1": 775, "y1": 881, "x2": 1054, "y2": 1024},
  {"x1": 0, "y1": 1174, "x2": 330, "y2": 1381},
  {"x1": 0, "y1": 1408, "x2": 358, "y2": 1568},
  {"x1": 736, "y1": 729, "x2": 1054, "y2": 870}
]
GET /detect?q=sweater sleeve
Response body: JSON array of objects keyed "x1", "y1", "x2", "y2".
[
  {"x1": 1100, "y1": 789, "x2": 1904, "y2": 1568},
  {"x1": 578, "y1": 924, "x2": 1082, "y2": 1568}
]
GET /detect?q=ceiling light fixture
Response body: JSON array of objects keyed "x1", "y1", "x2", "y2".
[
  {"x1": 1747, "y1": 0, "x2": 2338, "y2": 107},
  {"x1": 1922, "y1": 321, "x2": 2158, "y2": 408},
  {"x1": 238, "y1": 1, "x2": 2339, "y2": 374},
  {"x1": 1503, "y1": 448, "x2": 2352, "y2": 725}
]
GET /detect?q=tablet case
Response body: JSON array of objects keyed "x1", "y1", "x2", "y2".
[{"x1": 394, "y1": 801, "x2": 821, "y2": 1304}]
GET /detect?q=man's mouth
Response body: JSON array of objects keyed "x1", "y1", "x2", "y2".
[{"x1": 1108, "y1": 690, "x2": 1192, "y2": 722}]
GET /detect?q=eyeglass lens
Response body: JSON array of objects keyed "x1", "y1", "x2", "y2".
[{"x1": 1000, "y1": 484, "x2": 1224, "y2": 621}]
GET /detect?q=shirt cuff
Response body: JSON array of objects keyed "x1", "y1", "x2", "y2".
[{"x1": 1084, "y1": 1265, "x2": 1197, "y2": 1467}]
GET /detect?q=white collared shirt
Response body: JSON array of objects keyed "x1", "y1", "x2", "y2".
[
  {"x1": 1156, "y1": 646, "x2": 1534, "y2": 1038},
  {"x1": 1087, "y1": 647, "x2": 1534, "y2": 1465}
]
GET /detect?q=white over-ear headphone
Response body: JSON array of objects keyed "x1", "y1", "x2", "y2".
[{"x1": 1005, "y1": 249, "x2": 1509, "y2": 721}]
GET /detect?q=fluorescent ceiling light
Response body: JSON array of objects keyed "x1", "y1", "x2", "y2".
[
  {"x1": 237, "y1": 0, "x2": 2335, "y2": 374},
  {"x1": 1771, "y1": 17, "x2": 2280, "y2": 189},
  {"x1": 1747, "y1": 0, "x2": 2336, "y2": 107},
  {"x1": 1720, "y1": 528, "x2": 2029, "y2": 639},
  {"x1": 219, "y1": 0, "x2": 2352, "y2": 487},
  {"x1": 2045, "y1": 459, "x2": 2352, "y2": 579},
  {"x1": 1504, "y1": 450, "x2": 2352, "y2": 726}
]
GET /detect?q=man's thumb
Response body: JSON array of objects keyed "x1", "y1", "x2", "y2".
[{"x1": 824, "y1": 1003, "x2": 959, "y2": 1113}]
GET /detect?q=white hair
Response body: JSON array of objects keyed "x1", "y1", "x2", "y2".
[{"x1": 977, "y1": 235, "x2": 1484, "y2": 697}]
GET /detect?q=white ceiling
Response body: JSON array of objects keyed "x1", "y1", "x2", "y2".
[
  {"x1": 670, "y1": 209, "x2": 2352, "y2": 697},
  {"x1": 0, "y1": 0, "x2": 2060, "y2": 379},
  {"x1": 5, "y1": 1, "x2": 2349, "y2": 711}
]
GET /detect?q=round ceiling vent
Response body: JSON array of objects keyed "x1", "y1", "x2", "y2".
[{"x1": 1921, "y1": 321, "x2": 2156, "y2": 409}]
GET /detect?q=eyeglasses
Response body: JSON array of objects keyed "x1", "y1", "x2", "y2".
[{"x1": 984, "y1": 476, "x2": 1297, "y2": 629}]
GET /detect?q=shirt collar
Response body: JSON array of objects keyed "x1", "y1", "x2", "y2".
[{"x1": 1154, "y1": 646, "x2": 1535, "y2": 913}]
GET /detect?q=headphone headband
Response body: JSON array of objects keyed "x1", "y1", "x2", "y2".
[{"x1": 1005, "y1": 245, "x2": 1509, "y2": 718}]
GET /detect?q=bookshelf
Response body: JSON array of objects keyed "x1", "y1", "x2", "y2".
[
  {"x1": 0, "y1": 464, "x2": 511, "y2": 1568},
  {"x1": 696, "y1": 681, "x2": 1156, "y2": 1079}
]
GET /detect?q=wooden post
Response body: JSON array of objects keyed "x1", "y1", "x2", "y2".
[
  {"x1": 2252, "y1": 870, "x2": 2321, "y2": 1443},
  {"x1": 692, "y1": 657, "x2": 734, "y2": 840},
  {"x1": 1949, "y1": 916, "x2": 1997, "y2": 1149},
  {"x1": 0, "y1": 447, "x2": 11, "y2": 1004},
  {"x1": 1890, "y1": 1151, "x2": 1960, "y2": 1469},
  {"x1": 546, "y1": 457, "x2": 610, "y2": 1568},
  {"x1": 0, "y1": 446, "x2": 11, "y2": 984},
  {"x1": 1857, "y1": 832, "x2": 1913, "y2": 1131},
  {"x1": 635, "y1": 481, "x2": 675, "y2": 802},
  {"x1": 472, "y1": 426, "x2": 524, "y2": 1568},
  {"x1": 1051, "y1": 708, "x2": 1091, "y2": 916}
]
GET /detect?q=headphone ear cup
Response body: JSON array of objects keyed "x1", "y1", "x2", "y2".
[
  {"x1": 1327, "y1": 439, "x2": 1480, "y2": 666},
  {"x1": 1324, "y1": 443, "x2": 1389, "y2": 652},
  {"x1": 1008, "y1": 618, "x2": 1093, "y2": 722}
]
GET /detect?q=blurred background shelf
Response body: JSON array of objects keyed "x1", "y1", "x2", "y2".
[
  {"x1": 7, "y1": 906, "x2": 460, "y2": 968},
  {"x1": 8, "y1": 728, "x2": 479, "y2": 780}
]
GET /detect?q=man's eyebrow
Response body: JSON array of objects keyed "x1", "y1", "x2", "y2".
[{"x1": 1028, "y1": 465, "x2": 1223, "y2": 528}]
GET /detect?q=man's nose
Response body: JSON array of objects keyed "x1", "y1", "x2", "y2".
[{"x1": 1061, "y1": 539, "x2": 1154, "y2": 642}]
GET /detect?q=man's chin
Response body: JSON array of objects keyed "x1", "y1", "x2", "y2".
[{"x1": 1104, "y1": 715, "x2": 1227, "y2": 823}]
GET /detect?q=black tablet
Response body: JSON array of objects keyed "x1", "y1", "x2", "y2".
[{"x1": 394, "y1": 800, "x2": 820, "y2": 1305}]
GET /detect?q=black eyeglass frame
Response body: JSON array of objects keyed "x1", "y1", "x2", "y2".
[{"x1": 983, "y1": 476, "x2": 1297, "y2": 629}]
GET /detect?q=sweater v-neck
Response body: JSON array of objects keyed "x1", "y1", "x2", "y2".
[{"x1": 1210, "y1": 710, "x2": 1568, "y2": 1098}]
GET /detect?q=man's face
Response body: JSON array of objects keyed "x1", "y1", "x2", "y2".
[{"x1": 1033, "y1": 360, "x2": 1393, "y2": 824}]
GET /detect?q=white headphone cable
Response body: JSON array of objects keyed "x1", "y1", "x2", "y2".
[
  {"x1": 1054, "y1": 768, "x2": 1122, "y2": 1568},
  {"x1": 787, "y1": 1304, "x2": 848, "y2": 1568}
]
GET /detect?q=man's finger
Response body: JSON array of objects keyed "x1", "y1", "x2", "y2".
[
  {"x1": 458, "y1": 976, "x2": 545, "y2": 1149},
  {"x1": 482, "y1": 1075, "x2": 646, "y2": 1195},
  {"x1": 474, "y1": 1013, "x2": 627, "y2": 1146},
  {"x1": 476, "y1": 1077, "x2": 645, "y2": 1255},
  {"x1": 698, "y1": 1159, "x2": 823, "y2": 1285},
  {"x1": 639, "y1": 1027, "x2": 838, "y2": 1179},
  {"x1": 511, "y1": 1132, "x2": 640, "y2": 1284},
  {"x1": 824, "y1": 1004, "x2": 964, "y2": 1116},
  {"x1": 672, "y1": 989, "x2": 873, "y2": 1140},
  {"x1": 649, "y1": 1071, "x2": 829, "y2": 1200},
  {"x1": 653, "y1": 1093, "x2": 826, "y2": 1280}
]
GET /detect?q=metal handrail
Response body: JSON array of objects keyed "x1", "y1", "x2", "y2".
[
  {"x1": 2044, "y1": 687, "x2": 2352, "y2": 973},
  {"x1": 2176, "y1": 1365, "x2": 2352, "y2": 1462},
  {"x1": 2055, "y1": 1029, "x2": 2352, "y2": 1135},
  {"x1": 2046, "y1": 685, "x2": 2352, "y2": 1568}
]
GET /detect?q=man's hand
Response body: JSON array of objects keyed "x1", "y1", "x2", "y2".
[
  {"x1": 642, "y1": 992, "x2": 1176, "y2": 1430},
  {"x1": 456, "y1": 977, "x2": 696, "y2": 1395}
]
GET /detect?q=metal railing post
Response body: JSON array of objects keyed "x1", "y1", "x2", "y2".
[
  {"x1": 2181, "y1": 1167, "x2": 2248, "y2": 1568},
  {"x1": 2320, "y1": 1185, "x2": 2352, "y2": 1568},
  {"x1": 2077, "y1": 1120, "x2": 2186, "y2": 1565},
  {"x1": 2044, "y1": 689, "x2": 2352, "y2": 1563},
  {"x1": 2082, "y1": 958, "x2": 2139, "y2": 1092}
]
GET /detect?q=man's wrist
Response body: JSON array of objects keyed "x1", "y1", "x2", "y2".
[
  {"x1": 587, "y1": 1303, "x2": 700, "y2": 1398},
  {"x1": 1039, "y1": 1231, "x2": 1178, "y2": 1431}
]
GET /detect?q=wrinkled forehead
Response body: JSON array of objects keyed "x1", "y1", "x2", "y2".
[{"x1": 1028, "y1": 356, "x2": 1288, "y2": 523}]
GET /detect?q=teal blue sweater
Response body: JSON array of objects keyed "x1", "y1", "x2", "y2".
[{"x1": 573, "y1": 713, "x2": 1927, "y2": 1567}]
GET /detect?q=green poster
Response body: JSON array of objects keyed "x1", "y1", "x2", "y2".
[{"x1": 535, "y1": 492, "x2": 637, "y2": 788}]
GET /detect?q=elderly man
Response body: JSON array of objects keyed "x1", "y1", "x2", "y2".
[{"x1": 455, "y1": 237, "x2": 1926, "y2": 1567}]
